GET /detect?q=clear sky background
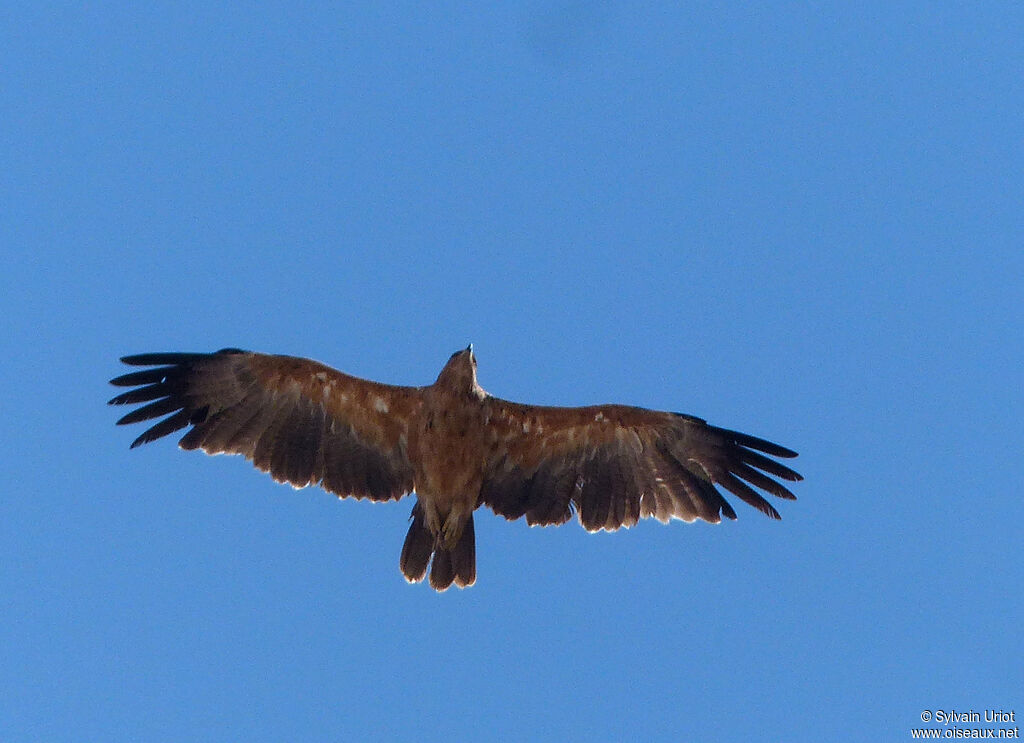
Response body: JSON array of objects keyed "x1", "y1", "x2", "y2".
[{"x1": 3, "y1": 3, "x2": 1021, "y2": 741}]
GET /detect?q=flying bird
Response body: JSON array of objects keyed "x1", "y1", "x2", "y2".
[{"x1": 109, "y1": 346, "x2": 801, "y2": 591}]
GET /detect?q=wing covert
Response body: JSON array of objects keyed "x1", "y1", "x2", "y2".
[
  {"x1": 479, "y1": 398, "x2": 801, "y2": 531},
  {"x1": 109, "y1": 349, "x2": 420, "y2": 502}
]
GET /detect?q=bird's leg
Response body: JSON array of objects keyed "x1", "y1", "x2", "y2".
[
  {"x1": 422, "y1": 500, "x2": 444, "y2": 541},
  {"x1": 441, "y1": 506, "x2": 469, "y2": 551}
]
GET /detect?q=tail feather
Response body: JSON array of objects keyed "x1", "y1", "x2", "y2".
[
  {"x1": 429, "y1": 548, "x2": 455, "y2": 591},
  {"x1": 400, "y1": 502, "x2": 433, "y2": 584},
  {"x1": 451, "y1": 514, "x2": 476, "y2": 588},
  {"x1": 400, "y1": 503, "x2": 478, "y2": 591}
]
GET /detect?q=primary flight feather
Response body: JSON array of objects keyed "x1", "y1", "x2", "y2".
[{"x1": 109, "y1": 346, "x2": 802, "y2": 591}]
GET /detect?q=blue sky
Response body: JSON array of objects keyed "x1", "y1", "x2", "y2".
[{"x1": 3, "y1": 3, "x2": 1021, "y2": 741}]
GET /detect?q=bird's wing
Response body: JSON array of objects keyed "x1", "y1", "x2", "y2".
[
  {"x1": 109, "y1": 349, "x2": 419, "y2": 502},
  {"x1": 479, "y1": 398, "x2": 801, "y2": 530}
]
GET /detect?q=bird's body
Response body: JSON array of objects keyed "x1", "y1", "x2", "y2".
[
  {"x1": 109, "y1": 346, "x2": 802, "y2": 591},
  {"x1": 404, "y1": 368, "x2": 489, "y2": 588},
  {"x1": 412, "y1": 372, "x2": 487, "y2": 537}
]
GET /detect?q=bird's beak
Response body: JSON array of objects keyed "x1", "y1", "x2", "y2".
[{"x1": 467, "y1": 343, "x2": 473, "y2": 354}]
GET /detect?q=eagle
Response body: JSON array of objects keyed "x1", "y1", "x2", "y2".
[{"x1": 109, "y1": 346, "x2": 801, "y2": 591}]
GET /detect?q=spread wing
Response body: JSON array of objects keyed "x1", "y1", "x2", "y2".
[
  {"x1": 479, "y1": 398, "x2": 801, "y2": 531},
  {"x1": 109, "y1": 349, "x2": 419, "y2": 502}
]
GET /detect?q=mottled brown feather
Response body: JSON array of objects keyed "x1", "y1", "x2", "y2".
[
  {"x1": 109, "y1": 349, "x2": 417, "y2": 502},
  {"x1": 479, "y1": 399, "x2": 799, "y2": 530}
]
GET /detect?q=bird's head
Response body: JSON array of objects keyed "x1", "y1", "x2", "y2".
[{"x1": 436, "y1": 344, "x2": 484, "y2": 398}]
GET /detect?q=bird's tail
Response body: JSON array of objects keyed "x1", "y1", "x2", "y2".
[
  {"x1": 400, "y1": 503, "x2": 476, "y2": 591},
  {"x1": 433, "y1": 513, "x2": 475, "y2": 591}
]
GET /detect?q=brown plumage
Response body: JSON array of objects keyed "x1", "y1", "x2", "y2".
[{"x1": 109, "y1": 346, "x2": 802, "y2": 591}]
